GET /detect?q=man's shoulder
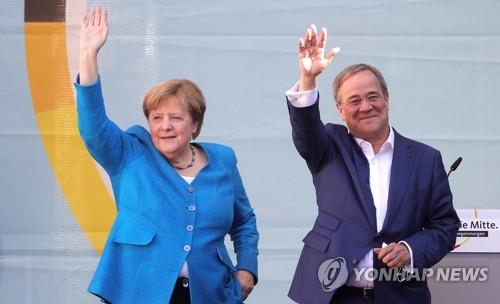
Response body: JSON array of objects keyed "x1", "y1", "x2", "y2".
[
  {"x1": 394, "y1": 129, "x2": 440, "y2": 156},
  {"x1": 325, "y1": 123, "x2": 349, "y2": 136}
]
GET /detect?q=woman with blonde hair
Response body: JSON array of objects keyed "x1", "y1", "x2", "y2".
[{"x1": 76, "y1": 6, "x2": 258, "y2": 304}]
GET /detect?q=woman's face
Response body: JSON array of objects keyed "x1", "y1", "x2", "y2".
[{"x1": 148, "y1": 96, "x2": 198, "y2": 160}]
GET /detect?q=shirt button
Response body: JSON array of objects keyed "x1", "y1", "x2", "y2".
[
  {"x1": 352, "y1": 258, "x2": 358, "y2": 265},
  {"x1": 188, "y1": 205, "x2": 196, "y2": 212},
  {"x1": 183, "y1": 245, "x2": 191, "y2": 252},
  {"x1": 186, "y1": 225, "x2": 194, "y2": 232},
  {"x1": 187, "y1": 187, "x2": 194, "y2": 193}
]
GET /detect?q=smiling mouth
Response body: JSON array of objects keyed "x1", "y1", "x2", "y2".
[{"x1": 359, "y1": 115, "x2": 377, "y2": 121}]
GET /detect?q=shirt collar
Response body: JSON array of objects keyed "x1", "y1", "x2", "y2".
[{"x1": 351, "y1": 125, "x2": 394, "y2": 156}]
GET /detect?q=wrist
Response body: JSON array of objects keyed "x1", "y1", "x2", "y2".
[
  {"x1": 79, "y1": 48, "x2": 99, "y2": 59},
  {"x1": 299, "y1": 76, "x2": 317, "y2": 91}
]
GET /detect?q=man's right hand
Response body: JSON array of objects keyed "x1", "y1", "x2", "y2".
[{"x1": 298, "y1": 24, "x2": 339, "y2": 91}]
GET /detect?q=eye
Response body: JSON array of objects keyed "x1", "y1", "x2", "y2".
[
  {"x1": 367, "y1": 93, "x2": 381, "y2": 102},
  {"x1": 347, "y1": 98, "x2": 361, "y2": 106},
  {"x1": 152, "y1": 115, "x2": 162, "y2": 121}
]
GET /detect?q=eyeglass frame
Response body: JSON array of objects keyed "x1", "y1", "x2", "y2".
[{"x1": 338, "y1": 91, "x2": 387, "y2": 108}]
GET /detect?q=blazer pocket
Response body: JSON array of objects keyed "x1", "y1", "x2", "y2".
[
  {"x1": 216, "y1": 247, "x2": 240, "y2": 296},
  {"x1": 312, "y1": 210, "x2": 342, "y2": 238},
  {"x1": 112, "y1": 226, "x2": 156, "y2": 246},
  {"x1": 302, "y1": 230, "x2": 331, "y2": 253}
]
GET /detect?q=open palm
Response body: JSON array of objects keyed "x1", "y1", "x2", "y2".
[
  {"x1": 298, "y1": 25, "x2": 338, "y2": 79},
  {"x1": 80, "y1": 6, "x2": 109, "y2": 55}
]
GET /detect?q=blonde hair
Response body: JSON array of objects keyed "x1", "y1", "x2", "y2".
[{"x1": 143, "y1": 79, "x2": 206, "y2": 139}]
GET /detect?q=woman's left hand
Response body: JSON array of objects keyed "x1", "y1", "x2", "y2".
[{"x1": 236, "y1": 270, "x2": 255, "y2": 300}]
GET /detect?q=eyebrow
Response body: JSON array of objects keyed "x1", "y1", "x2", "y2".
[
  {"x1": 150, "y1": 111, "x2": 185, "y2": 116},
  {"x1": 346, "y1": 90, "x2": 381, "y2": 99}
]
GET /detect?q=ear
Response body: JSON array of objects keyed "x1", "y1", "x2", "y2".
[
  {"x1": 336, "y1": 102, "x2": 347, "y2": 121},
  {"x1": 191, "y1": 121, "x2": 199, "y2": 135}
]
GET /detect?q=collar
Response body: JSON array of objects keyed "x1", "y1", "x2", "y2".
[{"x1": 351, "y1": 125, "x2": 394, "y2": 157}]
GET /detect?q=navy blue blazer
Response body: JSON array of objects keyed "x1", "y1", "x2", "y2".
[{"x1": 286, "y1": 98, "x2": 460, "y2": 304}]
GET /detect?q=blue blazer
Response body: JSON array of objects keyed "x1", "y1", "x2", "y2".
[
  {"x1": 75, "y1": 77, "x2": 259, "y2": 304},
  {"x1": 286, "y1": 98, "x2": 460, "y2": 304}
]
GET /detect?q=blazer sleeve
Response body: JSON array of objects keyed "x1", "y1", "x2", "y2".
[
  {"x1": 287, "y1": 95, "x2": 333, "y2": 173},
  {"x1": 227, "y1": 150, "x2": 259, "y2": 284},
  {"x1": 402, "y1": 151, "x2": 460, "y2": 269},
  {"x1": 75, "y1": 75, "x2": 142, "y2": 175}
]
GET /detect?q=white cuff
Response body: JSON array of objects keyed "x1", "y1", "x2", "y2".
[
  {"x1": 285, "y1": 81, "x2": 318, "y2": 108},
  {"x1": 398, "y1": 240, "x2": 414, "y2": 273}
]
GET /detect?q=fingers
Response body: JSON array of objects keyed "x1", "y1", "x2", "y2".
[
  {"x1": 317, "y1": 27, "x2": 327, "y2": 49},
  {"x1": 302, "y1": 24, "x2": 317, "y2": 49},
  {"x1": 325, "y1": 47, "x2": 341, "y2": 64},
  {"x1": 89, "y1": 6, "x2": 96, "y2": 26},
  {"x1": 303, "y1": 28, "x2": 311, "y2": 49},
  {"x1": 95, "y1": 6, "x2": 101, "y2": 26},
  {"x1": 83, "y1": 5, "x2": 108, "y2": 28},
  {"x1": 374, "y1": 243, "x2": 410, "y2": 268},
  {"x1": 310, "y1": 24, "x2": 317, "y2": 48},
  {"x1": 300, "y1": 24, "x2": 339, "y2": 57},
  {"x1": 298, "y1": 38, "x2": 305, "y2": 54},
  {"x1": 101, "y1": 9, "x2": 108, "y2": 27},
  {"x1": 82, "y1": 15, "x2": 89, "y2": 28}
]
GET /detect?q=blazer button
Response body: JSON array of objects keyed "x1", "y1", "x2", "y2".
[
  {"x1": 186, "y1": 225, "x2": 194, "y2": 232},
  {"x1": 183, "y1": 245, "x2": 191, "y2": 252},
  {"x1": 188, "y1": 205, "x2": 196, "y2": 212},
  {"x1": 187, "y1": 187, "x2": 194, "y2": 193},
  {"x1": 352, "y1": 258, "x2": 358, "y2": 265}
]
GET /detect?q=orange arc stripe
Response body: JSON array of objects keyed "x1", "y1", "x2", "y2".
[{"x1": 24, "y1": 22, "x2": 115, "y2": 253}]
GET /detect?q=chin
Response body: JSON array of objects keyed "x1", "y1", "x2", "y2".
[{"x1": 152, "y1": 142, "x2": 175, "y2": 155}]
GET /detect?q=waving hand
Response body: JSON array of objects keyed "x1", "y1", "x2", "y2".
[
  {"x1": 79, "y1": 6, "x2": 109, "y2": 85},
  {"x1": 298, "y1": 24, "x2": 340, "y2": 91}
]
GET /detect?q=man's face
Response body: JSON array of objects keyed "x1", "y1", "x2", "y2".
[{"x1": 335, "y1": 70, "x2": 390, "y2": 142}]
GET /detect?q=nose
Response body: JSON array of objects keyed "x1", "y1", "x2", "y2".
[
  {"x1": 358, "y1": 99, "x2": 373, "y2": 112},
  {"x1": 160, "y1": 119, "x2": 173, "y2": 131}
]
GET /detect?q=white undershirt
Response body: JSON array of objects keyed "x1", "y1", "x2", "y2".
[{"x1": 286, "y1": 82, "x2": 413, "y2": 288}]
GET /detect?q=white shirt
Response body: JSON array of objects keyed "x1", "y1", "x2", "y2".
[{"x1": 286, "y1": 82, "x2": 413, "y2": 288}]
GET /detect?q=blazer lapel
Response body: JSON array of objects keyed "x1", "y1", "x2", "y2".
[
  {"x1": 382, "y1": 130, "x2": 415, "y2": 231},
  {"x1": 334, "y1": 131, "x2": 377, "y2": 232}
]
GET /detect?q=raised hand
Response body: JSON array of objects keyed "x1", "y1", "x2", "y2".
[
  {"x1": 79, "y1": 6, "x2": 109, "y2": 84},
  {"x1": 298, "y1": 24, "x2": 340, "y2": 91},
  {"x1": 80, "y1": 6, "x2": 108, "y2": 55}
]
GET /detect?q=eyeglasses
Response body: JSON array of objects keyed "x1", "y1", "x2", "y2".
[{"x1": 341, "y1": 92, "x2": 385, "y2": 108}]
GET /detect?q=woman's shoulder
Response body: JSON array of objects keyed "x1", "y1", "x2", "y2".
[{"x1": 197, "y1": 142, "x2": 237, "y2": 163}]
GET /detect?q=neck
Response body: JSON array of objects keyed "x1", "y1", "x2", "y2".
[
  {"x1": 368, "y1": 126, "x2": 390, "y2": 154},
  {"x1": 168, "y1": 144, "x2": 196, "y2": 170},
  {"x1": 352, "y1": 125, "x2": 390, "y2": 155}
]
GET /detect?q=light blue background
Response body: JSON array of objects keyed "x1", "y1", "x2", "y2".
[{"x1": 1, "y1": 0, "x2": 499, "y2": 302}]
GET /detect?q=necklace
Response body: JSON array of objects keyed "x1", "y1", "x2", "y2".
[{"x1": 171, "y1": 144, "x2": 196, "y2": 170}]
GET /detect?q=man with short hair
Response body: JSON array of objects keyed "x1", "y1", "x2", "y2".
[{"x1": 285, "y1": 24, "x2": 460, "y2": 304}]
